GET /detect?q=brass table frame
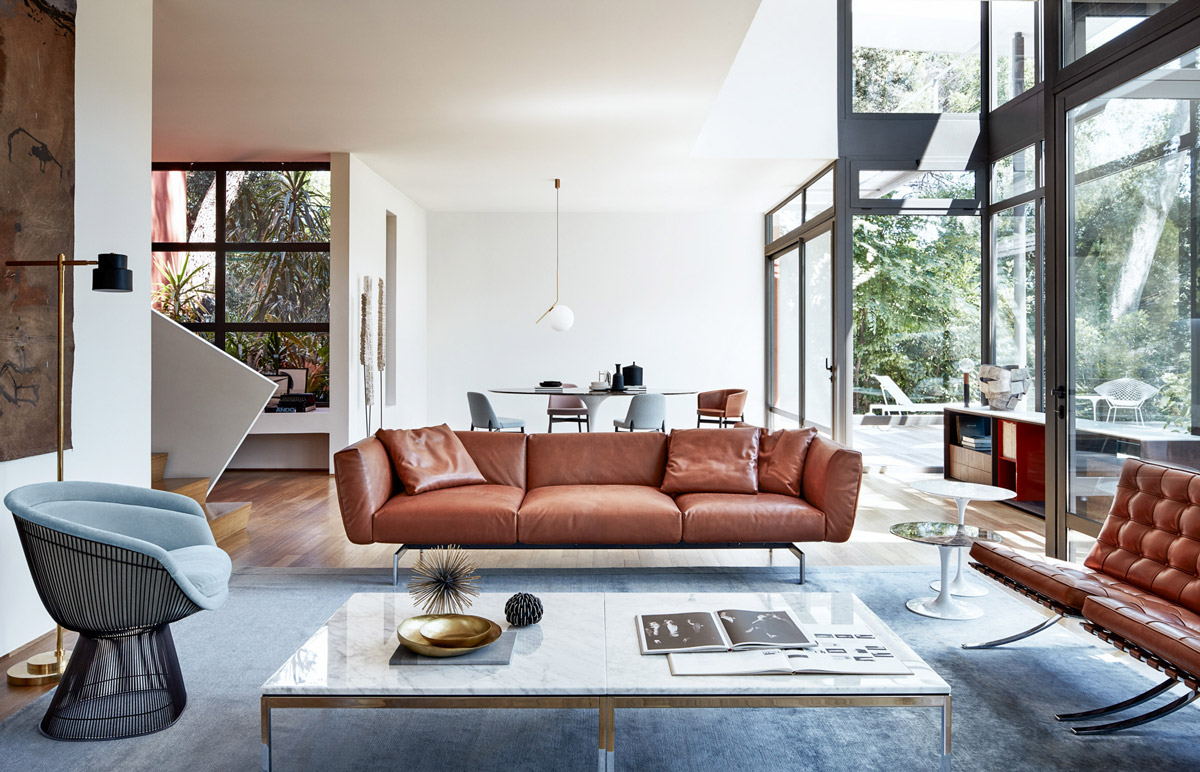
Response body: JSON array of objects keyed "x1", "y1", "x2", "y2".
[{"x1": 261, "y1": 692, "x2": 951, "y2": 771}]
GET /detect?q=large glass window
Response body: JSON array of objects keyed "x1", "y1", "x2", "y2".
[
  {"x1": 769, "y1": 246, "x2": 800, "y2": 419},
  {"x1": 994, "y1": 202, "x2": 1040, "y2": 376},
  {"x1": 858, "y1": 170, "x2": 977, "y2": 201},
  {"x1": 992, "y1": 145, "x2": 1039, "y2": 202},
  {"x1": 852, "y1": 0, "x2": 982, "y2": 113},
  {"x1": 991, "y1": 1, "x2": 1041, "y2": 109},
  {"x1": 1067, "y1": 48, "x2": 1199, "y2": 523},
  {"x1": 852, "y1": 214, "x2": 982, "y2": 467},
  {"x1": 1063, "y1": 1, "x2": 1181, "y2": 65},
  {"x1": 151, "y1": 165, "x2": 332, "y2": 404}
]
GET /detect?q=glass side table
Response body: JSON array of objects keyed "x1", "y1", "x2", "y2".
[
  {"x1": 910, "y1": 479, "x2": 1015, "y2": 597},
  {"x1": 890, "y1": 521, "x2": 1003, "y2": 620}
]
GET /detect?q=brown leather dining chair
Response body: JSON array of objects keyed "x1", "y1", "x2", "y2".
[
  {"x1": 547, "y1": 383, "x2": 588, "y2": 432},
  {"x1": 696, "y1": 389, "x2": 748, "y2": 427}
]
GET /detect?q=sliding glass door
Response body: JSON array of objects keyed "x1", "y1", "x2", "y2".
[
  {"x1": 1065, "y1": 47, "x2": 1200, "y2": 532},
  {"x1": 803, "y1": 227, "x2": 835, "y2": 432}
]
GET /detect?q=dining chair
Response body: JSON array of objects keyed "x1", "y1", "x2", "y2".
[
  {"x1": 5, "y1": 481, "x2": 231, "y2": 740},
  {"x1": 547, "y1": 383, "x2": 587, "y2": 432},
  {"x1": 614, "y1": 393, "x2": 666, "y2": 432},
  {"x1": 467, "y1": 392, "x2": 526, "y2": 432},
  {"x1": 1094, "y1": 378, "x2": 1159, "y2": 425},
  {"x1": 696, "y1": 389, "x2": 747, "y2": 427}
]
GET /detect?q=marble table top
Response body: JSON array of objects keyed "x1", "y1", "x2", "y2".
[
  {"x1": 261, "y1": 592, "x2": 607, "y2": 696},
  {"x1": 262, "y1": 592, "x2": 948, "y2": 699},
  {"x1": 911, "y1": 478, "x2": 1016, "y2": 502},
  {"x1": 890, "y1": 521, "x2": 1002, "y2": 548},
  {"x1": 604, "y1": 592, "x2": 949, "y2": 697}
]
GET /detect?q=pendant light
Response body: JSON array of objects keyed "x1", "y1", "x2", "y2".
[{"x1": 535, "y1": 178, "x2": 573, "y2": 331}]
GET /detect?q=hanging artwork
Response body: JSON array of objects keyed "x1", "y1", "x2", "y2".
[{"x1": 0, "y1": 1, "x2": 76, "y2": 462}]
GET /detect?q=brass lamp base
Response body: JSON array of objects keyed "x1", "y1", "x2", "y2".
[{"x1": 7, "y1": 649, "x2": 71, "y2": 686}]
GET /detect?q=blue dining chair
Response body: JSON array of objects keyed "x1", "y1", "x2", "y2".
[
  {"x1": 613, "y1": 393, "x2": 666, "y2": 432},
  {"x1": 467, "y1": 392, "x2": 526, "y2": 432}
]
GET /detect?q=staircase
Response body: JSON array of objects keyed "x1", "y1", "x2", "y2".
[{"x1": 151, "y1": 451, "x2": 251, "y2": 543}]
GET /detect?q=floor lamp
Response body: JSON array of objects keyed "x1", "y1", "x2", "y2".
[{"x1": 4, "y1": 252, "x2": 133, "y2": 687}]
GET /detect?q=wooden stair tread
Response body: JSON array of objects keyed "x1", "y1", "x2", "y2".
[
  {"x1": 152, "y1": 477, "x2": 209, "y2": 492},
  {"x1": 151, "y1": 452, "x2": 168, "y2": 483},
  {"x1": 203, "y1": 501, "x2": 251, "y2": 544}
]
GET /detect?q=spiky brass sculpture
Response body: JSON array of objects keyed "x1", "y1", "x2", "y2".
[{"x1": 408, "y1": 545, "x2": 481, "y2": 615}]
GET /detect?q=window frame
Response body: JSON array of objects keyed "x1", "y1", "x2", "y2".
[{"x1": 151, "y1": 161, "x2": 332, "y2": 404}]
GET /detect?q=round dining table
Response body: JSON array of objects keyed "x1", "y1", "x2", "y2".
[{"x1": 489, "y1": 387, "x2": 697, "y2": 432}]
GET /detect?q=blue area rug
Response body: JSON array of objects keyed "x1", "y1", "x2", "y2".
[{"x1": 1, "y1": 565, "x2": 1195, "y2": 771}]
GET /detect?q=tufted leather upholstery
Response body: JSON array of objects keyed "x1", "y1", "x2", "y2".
[
  {"x1": 1084, "y1": 593, "x2": 1200, "y2": 679},
  {"x1": 1084, "y1": 459, "x2": 1200, "y2": 615}
]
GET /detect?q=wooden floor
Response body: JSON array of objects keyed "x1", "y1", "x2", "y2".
[{"x1": 0, "y1": 468, "x2": 1045, "y2": 723}]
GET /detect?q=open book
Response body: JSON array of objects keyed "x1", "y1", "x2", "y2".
[
  {"x1": 666, "y1": 624, "x2": 912, "y2": 676},
  {"x1": 636, "y1": 608, "x2": 814, "y2": 655}
]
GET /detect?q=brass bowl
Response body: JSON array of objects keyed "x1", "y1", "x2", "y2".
[
  {"x1": 419, "y1": 615, "x2": 493, "y2": 648},
  {"x1": 397, "y1": 615, "x2": 502, "y2": 658}
]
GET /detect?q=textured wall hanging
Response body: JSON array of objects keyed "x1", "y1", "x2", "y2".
[{"x1": 0, "y1": 0, "x2": 76, "y2": 462}]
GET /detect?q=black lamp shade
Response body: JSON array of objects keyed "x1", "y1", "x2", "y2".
[{"x1": 92, "y1": 253, "x2": 133, "y2": 293}]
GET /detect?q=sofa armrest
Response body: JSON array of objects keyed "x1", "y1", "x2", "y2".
[
  {"x1": 800, "y1": 436, "x2": 863, "y2": 542},
  {"x1": 333, "y1": 437, "x2": 396, "y2": 544}
]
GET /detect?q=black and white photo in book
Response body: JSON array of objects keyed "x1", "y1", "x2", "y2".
[
  {"x1": 666, "y1": 624, "x2": 912, "y2": 677},
  {"x1": 637, "y1": 608, "x2": 814, "y2": 655}
]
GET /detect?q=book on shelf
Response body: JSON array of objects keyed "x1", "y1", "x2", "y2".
[
  {"x1": 636, "y1": 608, "x2": 815, "y2": 655},
  {"x1": 666, "y1": 624, "x2": 912, "y2": 676}
]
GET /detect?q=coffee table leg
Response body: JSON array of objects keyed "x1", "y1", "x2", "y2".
[
  {"x1": 261, "y1": 696, "x2": 272, "y2": 772},
  {"x1": 907, "y1": 545, "x2": 983, "y2": 620},
  {"x1": 598, "y1": 697, "x2": 614, "y2": 772},
  {"x1": 941, "y1": 695, "x2": 952, "y2": 772}
]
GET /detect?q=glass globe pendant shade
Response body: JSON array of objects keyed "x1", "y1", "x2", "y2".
[{"x1": 548, "y1": 304, "x2": 574, "y2": 332}]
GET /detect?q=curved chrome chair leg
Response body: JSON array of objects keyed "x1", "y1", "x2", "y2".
[
  {"x1": 961, "y1": 613, "x2": 1065, "y2": 649},
  {"x1": 1056, "y1": 677, "x2": 1178, "y2": 722},
  {"x1": 1070, "y1": 689, "x2": 1198, "y2": 734}
]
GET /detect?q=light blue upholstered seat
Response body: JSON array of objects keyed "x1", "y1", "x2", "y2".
[
  {"x1": 5, "y1": 481, "x2": 231, "y2": 610},
  {"x1": 614, "y1": 393, "x2": 666, "y2": 432},
  {"x1": 467, "y1": 391, "x2": 526, "y2": 432}
]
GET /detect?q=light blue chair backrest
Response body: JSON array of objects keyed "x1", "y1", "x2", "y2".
[
  {"x1": 467, "y1": 391, "x2": 500, "y2": 429},
  {"x1": 624, "y1": 393, "x2": 666, "y2": 430}
]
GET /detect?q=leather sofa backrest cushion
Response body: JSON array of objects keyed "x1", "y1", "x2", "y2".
[
  {"x1": 527, "y1": 432, "x2": 667, "y2": 488},
  {"x1": 455, "y1": 430, "x2": 527, "y2": 489},
  {"x1": 1086, "y1": 458, "x2": 1200, "y2": 614},
  {"x1": 660, "y1": 427, "x2": 760, "y2": 495},
  {"x1": 376, "y1": 424, "x2": 487, "y2": 495},
  {"x1": 757, "y1": 426, "x2": 817, "y2": 497}
]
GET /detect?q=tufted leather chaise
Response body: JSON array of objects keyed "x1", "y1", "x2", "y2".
[{"x1": 969, "y1": 458, "x2": 1200, "y2": 733}]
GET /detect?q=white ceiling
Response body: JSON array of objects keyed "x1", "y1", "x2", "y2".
[{"x1": 152, "y1": 0, "x2": 833, "y2": 212}]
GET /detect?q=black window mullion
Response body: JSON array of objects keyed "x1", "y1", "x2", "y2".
[{"x1": 215, "y1": 170, "x2": 228, "y2": 352}]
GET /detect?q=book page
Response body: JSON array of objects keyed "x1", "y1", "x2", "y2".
[
  {"x1": 716, "y1": 608, "x2": 814, "y2": 649},
  {"x1": 637, "y1": 611, "x2": 729, "y2": 654},
  {"x1": 668, "y1": 649, "x2": 793, "y2": 676},
  {"x1": 784, "y1": 624, "x2": 911, "y2": 675}
]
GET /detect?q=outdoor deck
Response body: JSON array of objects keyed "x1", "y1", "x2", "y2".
[{"x1": 853, "y1": 414, "x2": 945, "y2": 471}]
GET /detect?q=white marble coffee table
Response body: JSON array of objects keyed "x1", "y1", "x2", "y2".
[
  {"x1": 604, "y1": 592, "x2": 951, "y2": 772},
  {"x1": 260, "y1": 592, "x2": 607, "y2": 771},
  {"x1": 262, "y1": 592, "x2": 951, "y2": 771}
]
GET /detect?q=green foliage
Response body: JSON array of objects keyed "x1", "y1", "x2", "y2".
[
  {"x1": 853, "y1": 214, "x2": 981, "y2": 413},
  {"x1": 224, "y1": 331, "x2": 330, "y2": 402},
  {"x1": 853, "y1": 47, "x2": 981, "y2": 113},
  {"x1": 152, "y1": 252, "x2": 213, "y2": 323}
]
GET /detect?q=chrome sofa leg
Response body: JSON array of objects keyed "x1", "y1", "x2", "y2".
[
  {"x1": 393, "y1": 546, "x2": 409, "y2": 587},
  {"x1": 788, "y1": 545, "x2": 805, "y2": 584},
  {"x1": 1070, "y1": 689, "x2": 1198, "y2": 734},
  {"x1": 962, "y1": 613, "x2": 1065, "y2": 649},
  {"x1": 1056, "y1": 677, "x2": 1178, "y2": 722}
]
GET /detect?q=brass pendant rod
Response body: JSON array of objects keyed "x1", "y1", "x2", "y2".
[{"x1": 535, "y1": 178, "x2": 562, "y2": 325}]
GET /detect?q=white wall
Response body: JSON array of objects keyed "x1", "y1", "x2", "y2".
[
  {"x1": 330, "y1": 154, "x2": 428, "y2": 466},
  {"x1": 426, "y1": 212, "x2": 764, "y2": 433},
  {"x1": 0, "y1": 0, "x2": 154, "y2": 656}
]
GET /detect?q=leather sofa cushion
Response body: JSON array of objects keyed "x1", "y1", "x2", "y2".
[
  {"x1": 969, "y1": 541, "x2": 1156, "y2": 611},
  {"x1": 527, "y1": 433, "x2": 667, "y2": 488},
  {"x1": 373, "y1": 485, "x2": 522, "y2": 545},
  {"x1": 377, "y1": 424, "x2": 487, "y2": 495},
  {"x1": 661, "y1": 427, "x2": 759, "y2": 495},
  {"x1": 1084, "y1": 592, "x2": 1200, "y2": 678},
  {"x1": 518, "y1": 485, "x2": 681, "y2": 544},
  {"x1": 1084, "y1": 459, "x2": 1200, "y2": 615},
  {"x1": 455, "y1": 430, "x2": 527, "y2": 489},
  {"x1": 677, "y1": 492, "x2": 824, "y2": 543},
  {"x1": 757, "y1": 427, "x2": 816, "y2": 497}
]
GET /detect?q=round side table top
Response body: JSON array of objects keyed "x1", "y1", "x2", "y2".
[
  {"x1": 889, "y1": 521, "x2": 1002, "y2": 548},
  {"x1": 911, "y1": 479, "x2": 1016, "y2": 502}
]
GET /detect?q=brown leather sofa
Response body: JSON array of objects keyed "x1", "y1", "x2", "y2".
[
  {"x1": 333, "y1": 429, "x2": 863, "y2": 585},
  {"x1": 969, "y1": 458, "x2": 1200, "y2": 734}
]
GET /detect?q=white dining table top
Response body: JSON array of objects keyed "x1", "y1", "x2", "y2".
[{"x1": 490, "y1": 387, "x2": 696, "y2": 395}]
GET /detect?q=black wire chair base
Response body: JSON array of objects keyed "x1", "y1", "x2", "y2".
[{"x1": 41, "y1": 624, "x2": 188, "y2": 741}]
